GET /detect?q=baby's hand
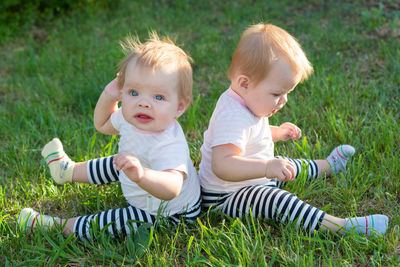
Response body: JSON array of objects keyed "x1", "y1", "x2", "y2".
[
  {"x1": 265, "y1": 158, "x2": 295, "y2": 181},
  {"x1": 113, "y1": 152, "x2": 144, "y2": 183},
  {"x1": 278, "y1": 122, "x2": 301, "y2": 141},
  {"x1": 104, "y1": 76, "x2": 121, "y2": 101}
]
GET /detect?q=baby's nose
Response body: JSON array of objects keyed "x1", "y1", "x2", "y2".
[
  {"x1": 138, "y1": 98, "x2": 151, "y2": 108},
  {"x1": 279, "y1": 94, "x2": 288, "y2": 105}
]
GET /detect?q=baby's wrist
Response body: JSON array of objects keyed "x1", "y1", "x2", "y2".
[
  {"x1": 103, "y1": 91, "x2": 119, "y2": 102},
  {"x1": 264, "y1": 160, "x2": 272, "y2": 178},
  {"x1": 276, "y1": 132, "x2": 285, "y2": 142},
  {"x1": 135, "y1": 167, "x2": 147, "y2": 184}
]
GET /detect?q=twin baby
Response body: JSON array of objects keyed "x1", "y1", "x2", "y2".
[{"x1": 19, "y1": 24, "x2": 389, "y2": 240}]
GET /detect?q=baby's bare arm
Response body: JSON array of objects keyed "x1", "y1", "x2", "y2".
[
  {"x1": 212, "y1": 144, "x2": 295, "y2": 182},
  {"x1": 113, "y1": 152, "x2": 184, "y2": 200},
  {"x1": 270, "y1": 123, "x2": 301, "y2": 142},
  {"x1": 94, "y1": 78, "x2": 120, "y2": 135}
]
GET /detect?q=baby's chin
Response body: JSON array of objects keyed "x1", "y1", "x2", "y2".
[
  {"x1": 262, "y1": 111, "x2": 277, "y2": 118},
  {"x1": 131, "y1": 122, "x2": 167, "y2": 133},
  {"x1": 254, "y1": 108, "x2": 279, "y2": 118}
]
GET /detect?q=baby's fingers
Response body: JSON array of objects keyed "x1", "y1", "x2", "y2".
[
  {"x1": 286, "y1": 162, "x2": 296, "y2": 180},
  {"x1": 293, "y1": 127, "x2": 301, "y2": 140},
  {"x1": 121, "y1": 161, "x2": 137, "y2": 172},
  {"x1": 113, "y1": 154, "x2": 129, "y2": 170},
  {"x1": 114, "y1": 158, "x2": 128, "y2": 171},
  {"x1": 281, "y1": 168, "x2": 293, "y2": 181},
  {"x1": 277, "y1": 172, "x2": 288, "y2": 181}
]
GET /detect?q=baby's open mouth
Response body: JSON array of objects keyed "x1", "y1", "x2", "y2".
[{"x1": 135, "y1": 113, "x2": 153, "y2": 123}]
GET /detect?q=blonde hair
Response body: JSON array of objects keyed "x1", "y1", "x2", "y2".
[
  {"x1": 117, "y1": 32, "x2": 193, "y2": 102},
  {"x1": 227, "y1": 24, "x2": 313, "y2": 85}
]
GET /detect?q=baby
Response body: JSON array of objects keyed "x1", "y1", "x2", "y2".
[
  {"x1": 18, "y1": 33, "x2": 201, "y2": 240},
  {"x1": 199, "y1": 23, "x2": 388, "y2": 236}
]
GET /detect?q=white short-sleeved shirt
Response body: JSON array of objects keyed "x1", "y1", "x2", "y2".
[
  {"x1": 111, "y1": 109, "x2": 200, "y2": 215},
  {"x1": 199, "y1": 87, "x2": 274, "y2": 193}
]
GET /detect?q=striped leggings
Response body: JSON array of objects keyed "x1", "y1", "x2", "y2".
[
  {"x1": 73, "y1": 156, "x2": 201, "y2": 240},
  {"x1": 202, "y1": 157, "x2": 326, "y2": 233}
]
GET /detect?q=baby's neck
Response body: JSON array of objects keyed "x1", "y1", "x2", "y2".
[{"x1": 230, "y1": 82, "x2": 239, "y2": 93}]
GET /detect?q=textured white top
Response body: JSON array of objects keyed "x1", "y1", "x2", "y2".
[
  {"x1": 199, "y1": 88, "x2": 274, "y2": 193},
  {"x1": 111, "y1": 109, "x2": 200, "y2": 215}
]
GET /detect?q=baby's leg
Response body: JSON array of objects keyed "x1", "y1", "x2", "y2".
[
  {"x1": 72, "y1": 205, "x2": 157, "y2": 240},
  {"x1": 211, "y1": 185, "x2": 388, "y2": 236},
  {"x1": 276, "y1": 145, "x2": 355, "y2": 187},
  {"x1": 42, "y1": 138, "x2": 119, "y2": 185},
  {"x1": 85, "y1": 156, "x2": 120, "y2": 185},
  {"x1": 218, "y1": 184, "x2": 326, "y2": 232},
  {"x1": 274, "y1": 157, "x2": 319, "y2": 188},
  {"x1": 325, "y1": 145, "x2": 355, "y2": 175},
  {"x1": 321, "y1": 214, "x2": 388, "y2": 236},
  {"x1": 42, "y1": 138, "x2": 76, "y2": 184},
  {"x1": 18, "y1": 205, "x2": 157, "y2": 240},
  {"x1": 309, "y1": 144, "x2": 355, "y2": 177},
  {"x1": 169, "y1": 195, "x2": 202, "y2": 223}
]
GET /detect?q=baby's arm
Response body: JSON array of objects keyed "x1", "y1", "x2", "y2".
[
  {"x1": 94, "y1": 78, "x2": 120, "y2": 135},
  {"x1": 212, "y1": 144, "x2": 295, "y2": 182},
  {"x1": 113, "y1": 152, "x2": 184, "y2": 200},
  {"x1": 270, "y1": 122, "x2": 301, "y2": 142}
]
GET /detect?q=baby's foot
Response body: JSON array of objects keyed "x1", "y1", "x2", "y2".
[
  {"x1": 345, "y1": 214, "x2": 389, "y2": 237},
  {"x1": 41, "y1": 138, "x2": 75, "y2": 184},
  {"x1": 17, "y1": 208, "x2": 57, "y2": 232},
  {"x1": 327, "y1": 145, "x2": 355, "y2": 174}
]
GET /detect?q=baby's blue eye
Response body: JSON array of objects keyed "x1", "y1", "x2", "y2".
[
  {"x1": 155, "y1": 95, "x2": 164, "y2": 101},
  {"x1": 130, "y1": 90, "x2": 138, "y2": 96}
]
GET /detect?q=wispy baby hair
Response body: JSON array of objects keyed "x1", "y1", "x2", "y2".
[
  {"x1": 117, "y1": 31, "x2": 193, "y2": 102},
  {"x1": 227, "y1": 23, "x2": 313, "y2": 85}
]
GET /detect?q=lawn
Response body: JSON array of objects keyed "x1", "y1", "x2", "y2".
[{"x1": 0, "y1": 0, "x2": 399, "y2": 265}]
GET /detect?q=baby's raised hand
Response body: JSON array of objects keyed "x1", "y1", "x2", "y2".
[
  {"x1": 104, "y1": 76, "x2": 121, "y2": 101},
  {"x1": 113, "y1": 152, "x2": 144, "y2": 183},
  {"x1": 278, "y1": 122, "x2": 301, "y2": 141},
  {"x1": 265, "y1": 158, "x2": 295, "y2": 181}
]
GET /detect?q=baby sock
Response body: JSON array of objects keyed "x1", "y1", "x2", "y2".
[
  {"x1": 345, "y1": 214, "x2": 389, "y2": 237},
  {"x1": 41, "y1": 138, "x2": 75, "y2": 184},
  {"x1": 326, "y1": 145, "x2": 355, "y2": 174},
  {"x1": 17, "y1": 208, "x2": 58, "y2": 232}
]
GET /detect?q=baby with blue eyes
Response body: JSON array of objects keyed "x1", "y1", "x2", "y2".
[
  {"x1": 19, "y1": 33, "x2": 201, "y2": 240},
  {"x1": 114, "y1": 55, "x2": 188, "y2": 133}
]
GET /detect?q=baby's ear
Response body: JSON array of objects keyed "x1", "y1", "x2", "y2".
[
  {"x1": 237, "y1": 75, "x2": 249, "y2": 90},
  {"x1": 117, "y1": 73, "x2": 124, "y2": 90},
  {"x1": 176, "y1": 98, "x2": 190, "y2": 118}
]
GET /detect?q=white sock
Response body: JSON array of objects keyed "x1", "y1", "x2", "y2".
[
  {"x1": 41, "y1": 138, "x2": 75, "y2": 184},
  {"x1": 327, "y1": 145, "x2": 355, "y2": 174},
  {"x1": 17, "y1": 208, "x2": 59, "y2": 232},
  {"x1": 345, "y1": 214, "x2": 389, "y2": 237}
]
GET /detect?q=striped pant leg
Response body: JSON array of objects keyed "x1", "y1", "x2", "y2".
[
  {"x1": 201, "y1": 189, "x2": 231, "y2": 209},
  {"x1": 73, "y1": 205, "x2": 156, "y2": 240},
  {"x1": 209, "y1": 185, "x2": 325, "y2": 233},
  {"x1": 275, "y1": 156, "x2": 319, "y2": 188},
  {"x1": 169, "y1": 195, "x2": 202, "y2": 223},
  {"x1": 87, "y1": 156, "x2": 120, "y2": 184}
]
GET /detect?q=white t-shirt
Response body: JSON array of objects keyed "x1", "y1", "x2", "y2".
[
  {"x1": 199, "y1": 88, "x2": 274, "y2": 193},
  {"x1": 110, "y1": 109, "x2": 200, "y2": 216}
]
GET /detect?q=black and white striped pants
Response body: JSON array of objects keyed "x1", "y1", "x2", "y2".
[
  {"x1": 202, "y1": 157, "x2": 326, "y2": 233},
  {"x1": 73, "y1": 156, "x2": 201, "y2": 240}
]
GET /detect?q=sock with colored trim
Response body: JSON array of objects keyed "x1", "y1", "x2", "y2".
[
  {"x1": 41, "y1": 138, "x2": 75, "y2": 184},
  {"x1": 345, "y1": 214, "x2": 389, "y2": 236},
  {"x1": 17, "y1": 208, "x2": 59, "y2": 232},
  {"x1": 326, "y1": 145, "x2": 355, "y2": 174}
]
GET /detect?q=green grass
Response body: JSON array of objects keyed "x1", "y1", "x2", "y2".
[{"x1": 1, "y1": 0, "x2": 399, "y2": 265}]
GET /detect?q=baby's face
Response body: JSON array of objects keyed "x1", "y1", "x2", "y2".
[
  {"x1": 241, "y1": 58, "x2": 300, "y2": 118},
  {"x1": 120, "y1": 61, "x2": 184, "y2": 132}
]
